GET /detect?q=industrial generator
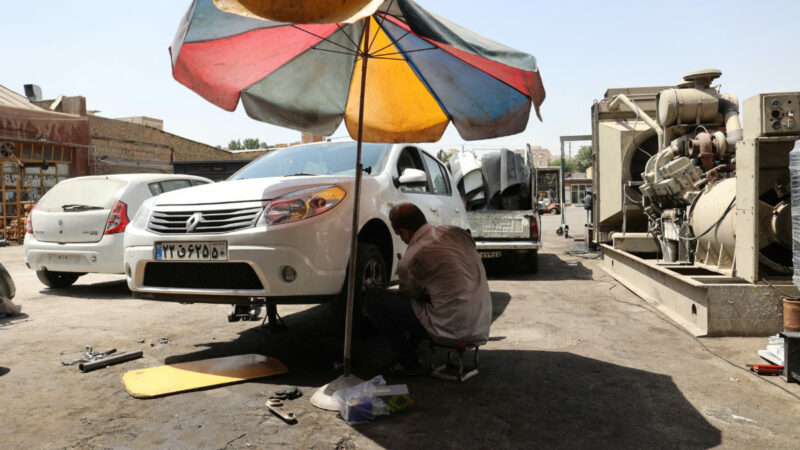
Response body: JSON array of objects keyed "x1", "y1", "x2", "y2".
[{"x1": 590, "y1": 69, "x2": 800, "y2": 335}]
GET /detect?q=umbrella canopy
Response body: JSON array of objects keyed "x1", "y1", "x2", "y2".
[
  {"x1": 171, "y1": 0, "x2": 545, "y2": 143},
  {"x1": 212, "y1": 0, "x2": 383, "y2": 24}
]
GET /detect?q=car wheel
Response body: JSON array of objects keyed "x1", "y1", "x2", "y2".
[
  {"x1": 36, "y1": 270, "x2": 81, "y2": 288},
  {"x1": 334, "y1": 243, "x2": 387, "y2": 335},
  {"x1": 525, "y1": 250, "x2": 539, "y2": 274},
  {"x1": 551, "y1": 208, "x2": 559, "y2": 215}
]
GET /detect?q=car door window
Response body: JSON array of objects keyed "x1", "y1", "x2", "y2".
[
  {"x1": 422, "y1": 153, "x2": 451, "y2": 195},
  {"x1": 160, "y1": 179, "x2": 192, "y2": 193},
  {"x1": 148, "y1": 182, "x2": 164, "y2": 196},
  {"x1": 396, "y1": 147, "x2": 429, "y2": 193}
]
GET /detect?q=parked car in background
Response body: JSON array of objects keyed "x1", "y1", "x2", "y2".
[
  {"x1": 24, "y1": 174, "x2": 212, "y2": 288},
  {"x1": 123, "y1": 141, "x2": 467, "y2": 322},
  {"x1": 538, "y1": 200, "x2": 560, "y2": 215}
]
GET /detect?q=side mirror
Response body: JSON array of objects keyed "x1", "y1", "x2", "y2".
[{"x1": 398, "y1": 168, "x2": 427, "y2": 186}]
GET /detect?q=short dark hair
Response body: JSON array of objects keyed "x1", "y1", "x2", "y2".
[{"x1": 389, "y1": 203, "x2": 427, "y2": 234}]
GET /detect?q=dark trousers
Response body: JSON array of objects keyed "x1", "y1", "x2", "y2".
[{"x1": 363, "y1": 287, "x2": 429, "y2": 364}]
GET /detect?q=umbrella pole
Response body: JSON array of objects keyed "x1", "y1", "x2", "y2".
[{"x1": 343, "y1": 17, "x2": 371, "y2": 377}]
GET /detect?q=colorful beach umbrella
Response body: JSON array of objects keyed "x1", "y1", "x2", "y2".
[
  {"x1": 170, "y1": 0, "x2": 545, "y2": 409},
  {"x1": 171, "y1": 0, "x2": 545, "y2": 143}
]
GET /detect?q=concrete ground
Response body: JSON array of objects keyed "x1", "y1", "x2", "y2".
[{"x1": 1, "y1": 207, "x2": 799, "y2": 449}]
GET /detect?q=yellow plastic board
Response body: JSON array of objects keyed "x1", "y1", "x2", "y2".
[{"x1": 121, "y1": 354, "x2": 288, "y2": 399}]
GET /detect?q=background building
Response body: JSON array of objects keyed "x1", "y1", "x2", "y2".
[
  {"x1": 529, "y1": 145, "x2": 552, "y2": 167},
  {"x1": 0, "y1": 84, "x2": 270, "y2": 240}
]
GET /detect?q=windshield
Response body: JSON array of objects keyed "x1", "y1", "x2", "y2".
[
  {"x1": 37, "y1": 178, "x2": 127, "y2": 212},
  {"x1": 231, "y1": 142, "x2": 391, "y2": 180}
]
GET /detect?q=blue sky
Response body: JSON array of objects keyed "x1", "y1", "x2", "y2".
[{"x1": 3, "y1": 1, "x2": 799, "y2": 156}]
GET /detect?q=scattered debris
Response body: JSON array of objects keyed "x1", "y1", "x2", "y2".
[
  {"x1": 78, "y1": 350, "x2": 143, "y2": 373},
  {"x1": 61, "y1": 346, "x2": 117, "y2": 367},
  {"x1": 273, "y1": 386, "x2": 302, "y2": 400},
  {"x1": 757, "y1": 335, "x2": 784, "y2": 365},
  {"x1": 160, "y1": 337, "x2": 170, "y2": 344},
  {"x1": 136, "y1": 338, "x2": 145, "y2": 344},
  {"x1": 747, "y1": 364, "x2": 784, "y2": 375},
  {"x1": 266, "y1": 398, "x2": 297, "y2": 424},
  {"x1": 732, "y1": 414, "x2": 757, "y2": 424},
  {"x1": 224, "y1": 433, "x2": 247, "y2": 447}
]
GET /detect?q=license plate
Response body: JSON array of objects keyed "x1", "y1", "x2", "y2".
[
  {"x1": 48, "y1": 254, "x2": 79, "y2": 264},
  {"x1": 155, "y1": 241, "x2": 228, "y2": 261},
  {"x1": 480, "y1": 251, "x2": 502, "y2": 259}
]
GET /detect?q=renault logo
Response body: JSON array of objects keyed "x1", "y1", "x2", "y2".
[{"x1": 186, "y1": 212, "x2": 203, "y2": 233}]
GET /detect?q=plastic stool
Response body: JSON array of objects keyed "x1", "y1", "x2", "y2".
[{"x1": 429, "y1": 342, "x2": 480, "y2": 382}]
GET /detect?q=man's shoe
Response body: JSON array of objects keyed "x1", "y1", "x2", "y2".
[{"x1": 388, "y1": 360, "x2": 429, "y2": 377}]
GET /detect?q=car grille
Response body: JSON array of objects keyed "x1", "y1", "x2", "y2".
[
  {"x1": 143, "y1": 262, "x2": 264, "y2": 290},
  {"x1": 148, "y1": 206, "x2": 262, "y2": 234}
]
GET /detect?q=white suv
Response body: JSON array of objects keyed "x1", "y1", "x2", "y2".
[
  {"x1": 24, "y1": 174, "x2": 211, "y2": 287},
  {"x1": 123, "y1": 142, "x2": 467, "y2": 313}
]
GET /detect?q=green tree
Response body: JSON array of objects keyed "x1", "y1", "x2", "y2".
[
  {"x1": 574, "y1": 145, "x2": 593, "y2": 172},
  {"x1": 549, "y1": 158, "x2": 577, "y2": 172},
  {"x1": 243, "y1": 138, "x2": 261, "y2": 149},
  {"x1": 228, "y1": 139, "x2": 243, "y2": 150}
]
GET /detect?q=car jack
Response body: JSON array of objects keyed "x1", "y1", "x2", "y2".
[{"x1": 261, "y1": 303, "x2": 286, "y2": 333}]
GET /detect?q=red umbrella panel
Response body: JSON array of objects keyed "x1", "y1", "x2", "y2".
[{"x1": 171, "y1": 0, "x2": 545, "y2": 143}]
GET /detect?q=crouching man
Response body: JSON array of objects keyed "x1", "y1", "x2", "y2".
[{"x1": 364, "y1": 203, "x2": 492, "y2": 375}]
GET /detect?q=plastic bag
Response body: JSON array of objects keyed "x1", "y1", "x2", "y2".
[{"x1": 332, "y1": 375, "x2": 391, "y2": 425}]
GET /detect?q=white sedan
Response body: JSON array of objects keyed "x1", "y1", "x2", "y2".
[
  {"x1": 123, "y1": 142, "x2": 467, "y2": 312},
  {"x1": 24, "y1": 174, "x2": 211, "y2": 287}
]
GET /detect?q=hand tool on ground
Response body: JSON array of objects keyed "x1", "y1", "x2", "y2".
[
  {"x1": 266, "y1": 398, "x2": 297, "y2": 424},
  {"x1": 60, "y1": 346, "x2": 116, "y2": 366},
  {"x1": 747, "y1": 364, "x2": 784, "y2": 375}
]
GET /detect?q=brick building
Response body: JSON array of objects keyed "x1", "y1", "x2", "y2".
[
  {"x1": 529, "y1": 145, "x2": 552, "y2": 167},
  {"x1": 0, "y1": 85, "x2": 268, "y2": 239}
]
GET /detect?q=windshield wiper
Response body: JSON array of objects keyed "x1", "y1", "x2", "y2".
[
  {"x1": 286, "y1": 173, "x2": 318, "y2": 177},
  {"x1": 62, "y1": 204, "x2": 104, "y2": 211}
]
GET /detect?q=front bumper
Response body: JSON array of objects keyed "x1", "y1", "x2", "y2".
[
  {"x1": 124, "y1": 213, "x2": 350, "y2": 303},
  {"x1": 24, "y1": 234, "x2": 124, "y2": 274}
]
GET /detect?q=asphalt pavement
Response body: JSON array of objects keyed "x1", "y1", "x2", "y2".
[{"x1": 1, "y1": 207, "x2": 799, "y2": 448}]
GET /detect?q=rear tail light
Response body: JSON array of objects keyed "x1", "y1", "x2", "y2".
[
  {"x1": 529, "y1": 217, "x2": 539, "y2": 241},
  {"x1": 26, "y1": 203, "x2": 37, "y2": 234},
  {"x1": 105, "y1": 200, "x2": 130, "y2": 235}
]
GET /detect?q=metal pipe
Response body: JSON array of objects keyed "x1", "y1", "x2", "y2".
[
  {"x1": 559, "y1": 140, "x2": 566, "y2": 227},
  {"x1": 78, "y1": 350, "x2": 143, "y2": 373},
  {"x1": 720, "y1": 93, "x2": 742, "y2": 147},
  {"x1": 342, "y1": 17, "x2": 371, "y2": 378},
  {"x1": 609, "y1": 94, "x2": 664, "y2": 181}
]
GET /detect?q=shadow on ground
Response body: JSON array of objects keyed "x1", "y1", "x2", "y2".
[
  {"x1": 39, "y1": 279, "x2": 132, "y2": 300},
  {"x1": 164, "y1": 291, "x2": 512, "y2": 389},
  {"x1": 486, "y1": 253, "x2": 594, "y2": 282},
  {"x1": 0, "y1": 367, "x2": 9, "y2": 376},
  {"x1": 0, "y1": 312, "x2": 30, "y2": 327},
  {"x1": 356, "y1": 350, "x2": 721, "y2": 449}
]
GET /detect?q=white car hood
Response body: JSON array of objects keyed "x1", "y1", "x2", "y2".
[{"x1": 152, "y1": 176, "x2": 357, "y2": 206}]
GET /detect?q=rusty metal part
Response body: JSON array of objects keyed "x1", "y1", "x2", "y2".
[
  {"x1": 266, "y1": 399, "x2": 297, "y2": 424},
  {"x1": 784, "y1": 297, "x2": 800, "y2": 332},
  {"x1": 690, "y1": 132, "x2": 715, "y2": 171},
  {"x1": 78, "y1": 350, "x2": 143, "y2": 373}
]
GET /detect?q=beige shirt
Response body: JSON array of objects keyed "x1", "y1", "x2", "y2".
[{"x1": 397, "y1": 224, "x2": 492, "y2": 346}]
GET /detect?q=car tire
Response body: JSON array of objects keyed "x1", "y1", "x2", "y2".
[
  {"x1": 36, "y1": 270, "x2": 81, "y2": 288},
  {"x1": 334, "y1": 243, "x2": 387, "y2": 336},
  {"x1": 551, "y1": 208, "x2": 559, "y2": 215},
  {"x1": 525, "y1": 250, "x2": 539, "y2": 274}
]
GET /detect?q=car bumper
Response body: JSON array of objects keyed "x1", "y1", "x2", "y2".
[
  {"x1": 475, "y1": 241, "x2": 542, "y2": 251},
  {"x1": 124, "y1": 215, "x2": 350, "y2": 302},
  {"x1": 23, "y1": 234, "x2": 124, "y2": 274}
]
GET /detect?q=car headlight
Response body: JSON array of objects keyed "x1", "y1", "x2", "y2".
[
  {"x1": 259, "y1": 185, "x2": 346, "y2": 226},
  {"x1": 131, "y1": 197, "x2": 155, "y2": 229}
]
